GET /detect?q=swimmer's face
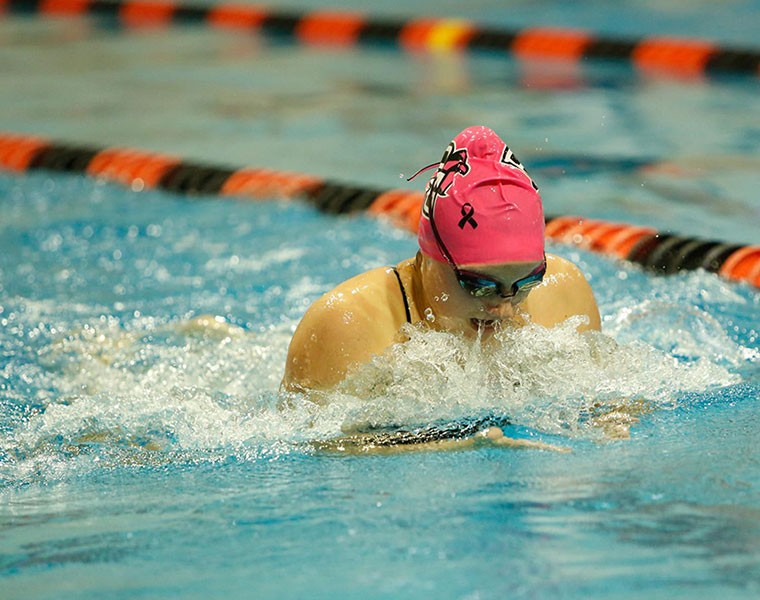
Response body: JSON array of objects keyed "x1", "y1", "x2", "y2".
[{"x1": 420, "y1": 254, "x2": 545, "y2": 337}]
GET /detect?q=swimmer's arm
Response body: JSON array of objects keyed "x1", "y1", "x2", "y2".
[
  {"x1": 281, "y1": 303, "x2": 366, "y2": 392},
  {"x1": 282, "y1": 268, "x2": 409, "y2": 393},
  {"x1": 314, "y1": 427, "x2": 570, "y2": 455},
  {"x1": 281, "y1": 293, "x2": 396, "y2": 393},
  {"x1": 528, "y1": 255, "x2": 601, "y2": 332}
]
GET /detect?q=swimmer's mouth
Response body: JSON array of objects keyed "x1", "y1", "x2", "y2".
[{"x1": 470, "y1": 318, "x2": 500, "y2": 332}]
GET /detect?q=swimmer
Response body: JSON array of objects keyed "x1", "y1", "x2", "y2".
[
  {"x1": 283, "y1": 126, "x2": 600, "y2": 391},
  {"x1": 282, "y1": 127, "x2": 601, "y2": 450}
]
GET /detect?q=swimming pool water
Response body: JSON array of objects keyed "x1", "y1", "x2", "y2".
[{"x1": 1, "y1": 2, "x2": 760, "y2": 599}]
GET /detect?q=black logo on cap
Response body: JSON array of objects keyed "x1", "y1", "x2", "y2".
[{"x1": 458, "y1": 203, "x2": 478, "y2": 230}]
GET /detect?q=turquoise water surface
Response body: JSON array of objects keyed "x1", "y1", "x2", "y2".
[{"x1": 1, "y1": 2, "x2": 760, "y2": 599}]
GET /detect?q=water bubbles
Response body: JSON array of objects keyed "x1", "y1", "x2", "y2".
[
  {"x1": 424, "y1": 308, "x2": 435, "y2": 322},
  {"x1": 41, "y1": 232, "x2": 63, "y2": 252},
  {"x1": 440, "y1": 293, "x2": 449, "y2": 302},
  {"x1": 1, "y1": 311, "x2": 300, "y2": 480},
  {"x1": 336, "y1": 317, "x2": 738, "y2": 439},
  {"x1": 54, "y1": 269, "x2": 72, "y2": 281},
  {"x1": 606, "y1": 299, "x2": 755, "y2": 367}
]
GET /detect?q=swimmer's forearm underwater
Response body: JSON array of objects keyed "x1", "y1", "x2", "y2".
[{"x1": 313, "y1": 426, "x2": 571, "y2": 455}]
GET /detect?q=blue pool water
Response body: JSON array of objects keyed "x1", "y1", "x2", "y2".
[{"x1": 2, "y1": 2, "x2": 760, "y2": 599}]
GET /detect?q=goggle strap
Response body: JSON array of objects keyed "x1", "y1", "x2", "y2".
[
  {"x1": 406, "y1": 162, "x2": 439, "y2": 182},
  {"x1": 429, "y1": 199, "x2": 460, "y2": 274}
]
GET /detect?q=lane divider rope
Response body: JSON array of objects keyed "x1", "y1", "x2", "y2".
[
  {"x1": 3, "y1": 0, "x2": 760, "y2": 79},
  {"x1": 1, "y1": 131, "x2": 758, "y2": 289}
]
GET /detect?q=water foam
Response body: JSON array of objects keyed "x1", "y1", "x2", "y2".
[
  {"x1": 333, "y1": 317, "x2": 739, "y2": 436},
  {"x1": 605, "y1": 298, "x2": 759, "y2": 366},
  {"x1": 1, "y1": 309, "x2": 744, "y2": 485},
  {"x1": 2, "y1": 314, "x2": 301, "y2": 484}
]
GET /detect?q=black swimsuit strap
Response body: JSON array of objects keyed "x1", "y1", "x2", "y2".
[{"x1": 391, "y1": 267, "x2": 412, "y2": 324}]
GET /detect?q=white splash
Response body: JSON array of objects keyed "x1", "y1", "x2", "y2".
[
  {"x1": 331, "y1": 317, "x2": 739, "y2": 436},
  {"x1": 1, "y1": 310, "x2": 745, "y2": 484}
]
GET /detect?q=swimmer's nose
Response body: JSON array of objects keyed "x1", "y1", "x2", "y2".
[{"x1": 483, "y1": 299, "x2": 517, "y2": 317}]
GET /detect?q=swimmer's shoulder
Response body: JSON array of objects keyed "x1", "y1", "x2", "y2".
[
  {"x1": 545, "y1": 253, "x2": 585, "y2": 280},
  {"x1": 310, "y1": 266, "x2": 409, "y2": 320},
  {"x1": 525, "y1": 253, "x2": 601, "y2": 332},
  {"x1": 282, "y1": 265, "x2": 413, "y2": 392}
]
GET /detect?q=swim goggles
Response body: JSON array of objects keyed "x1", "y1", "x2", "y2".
[
  {"x1": 428, "y1": 198, "x2": 546, "y2": 300},
  {"x1": 456, "y1": 263, "x2": 546, "y2": 299}
]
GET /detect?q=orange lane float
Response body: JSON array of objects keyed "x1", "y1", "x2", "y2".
[{"x1": 0, "y1": 131, "x2": 756, "y2": 290}]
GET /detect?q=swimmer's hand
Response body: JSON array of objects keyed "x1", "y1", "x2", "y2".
[
  {"x1": 483, "y1": 427, "x2": 570, "y2": 453},
  {"x1": 313, "y1": 427, "x2": 570, "y2": 455},
  {"x1": 586, "y1": 398, "x2": 655, "y2": 440}
]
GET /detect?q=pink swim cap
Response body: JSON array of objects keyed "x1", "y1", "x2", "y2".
[{"x1": 417, "y1": 126, "x2": 545, "y2": 265}]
